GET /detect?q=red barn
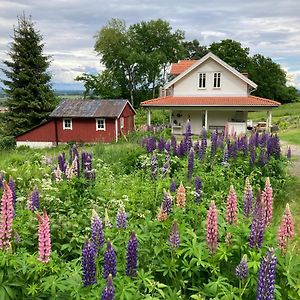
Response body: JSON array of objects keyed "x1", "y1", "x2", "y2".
[{"x1": 16, "y1": 99, "x2": 136, "y2": 148}]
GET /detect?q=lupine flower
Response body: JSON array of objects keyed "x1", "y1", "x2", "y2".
[
  {"x1": 27, "y1": 187, "x2": 39, "y2": 211},
  {"x1": 54, "y1": 166, "x2": 62, "y2": 181},
  {"x1": 65, "y1": 164, "x2": 73, "y2": 180},
  {"x1": 170, "y1": 179, "x2": 177, "y2": 193},
  {"x1": 104, "y1": 240, "x2": 117, "y2": 278},
  {"x1": 286, "y1": 146, "x2": 291, "y2": 160},
  {"x1": 104, "y1": 208, "x2": 112, "y2": 228},
  {"x1": 145, "y1": 137, "x2": 156, "y2": 153},
  {"x1": 277, "y1": 204, "x2": 294, "y2": 254},
  {"x1": 226, "y1": 185, "x2": 238, "y2": 226},
  {"x1": 161, "y1": 152, "x2": 170, "y2": 178},
  {"x1": 169, "y1": 221, "x2": 180, "y2": 249},
  {"x1": 8, "y1": 177, "x2": 16, "y2": 215},
  {"x1": 58, "y1": 153, "x2": 66, "y2": 173},
  {"x1": 206, "y1": 201, "x2": 218, "y2": 255},
  {"x1": 0, "y1": 181, "x2": 13, "y2": 250},
  {"x1": 243, "y1": 178, "x2": 253, "y2": 218},
  {"x1": 36, "y1": 209, "x2": 51, "y2": 263},
  {"x1": 184, "y1": 122, "x2": 192, "y2": 152},
  {"x1": 249, "y1": 146, "x2": 256, "y2": 167},
  {"x1": 151, "y1": 155, "x2": 158, "y2": 180},
  {"x1": 200, "y1": 127, "x2": 207, "y2": 160},
  {"x1": 101, "y1": 274, "x2": 114, "y2": 300},
  {"x1": 162, "y1": 189, "x2": 173, "y2": 215},
  {"x1": 222, "y1": 147, "x2": 229, "y2": 166},
  {"x1": 157, "y1": 138, "x2": 166, "y2": 152},
  {"x1": 258, "y1": 149, "x2": 267, "y2": 167},
  {"x1": 0, "y1": 172, "x2": 3, "y2": 189},
  {"x1": 91, "y1": 209, "x2": 104, "y2": 253},
  {"x1": 176, "y1": 182, "x2": 186, "y2": 208},
  {"x1": 82, "y1": 239, "x2": 97, "y2": 286},
  {"x1": 256, "y1": 248, "x2": 277, "y2": 300},
  {"x1": 157, "y1": 206, "x2": 168, "y2": 222},
  {"x1": 72, "y1": 156, "x2": 79, "y2": 177},
  {"x1": 171, "y1": 135, "x2": 177, "y2": 154},
  {"x1": 235, "y1": 255, "x2": 249, "y2": 280},
  {"x1": 249, "y1": 192, "x2": 265, "y2": 248},
  {"x1": 210, "y1": 130, "x2": 218, "y2": 158},
  {"x1": 126, "y1": 232, "x2": 138, "y2": 277},
  {"x1": 187, "y1": 147, "x2": 194, "y2": 180},
  {"x1": 225, "y1": 232, "x2": 232, "y2": 245},
  {"x1": 195, "y1": 176, "x2": 202, "y2": 204},
  {"x1": 262, "y1": 178, "x2": 273, "y2": 227},
  {"x1": 116, "y1": 203, "x2": 127, "y2": 229}
]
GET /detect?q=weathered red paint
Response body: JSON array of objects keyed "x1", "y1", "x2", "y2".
[{"x1": 16, "y1": 102, "x2": 135, "y2": 144}]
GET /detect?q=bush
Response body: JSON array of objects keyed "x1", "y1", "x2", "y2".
[{"x1": 0, "y1": 135, "x2": 16, "y2": 150}]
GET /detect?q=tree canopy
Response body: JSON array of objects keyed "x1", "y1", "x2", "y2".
[{"x1": 1, "y1": 15, "x2": 57, "y2": 136}]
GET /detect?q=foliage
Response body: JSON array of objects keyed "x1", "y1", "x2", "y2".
[
  {"x1": 182, "y1": 40, "x2": 209, "y2": 60},
  {"x1": 0, "y1": 14, "x2": 57, "y2": 136}
]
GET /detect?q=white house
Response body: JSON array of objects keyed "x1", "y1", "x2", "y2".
[{"x1": 141, "y1": 52, "x2": 280, "y2": 135}]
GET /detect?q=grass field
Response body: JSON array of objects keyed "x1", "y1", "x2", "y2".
[{"x1": 279, "y1": 128, "x2": 300, "y2": 145}]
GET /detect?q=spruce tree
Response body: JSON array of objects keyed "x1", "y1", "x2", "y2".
[{"x1": 1, "y1": 15, "x2": 56, "y2": 136}]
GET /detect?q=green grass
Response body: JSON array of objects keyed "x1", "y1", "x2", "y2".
[{"x1": 279, "y1": 128, "x2": 300, "y2": 145}]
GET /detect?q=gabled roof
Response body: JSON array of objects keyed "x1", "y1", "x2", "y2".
[
  {"x1": 50, "y1": 99, "x2": 135, "y2": 118},
  {"x1": 165, "y1": 52, "x2": 257, "y2": 90},
  {"x1": 170, "y1": 60, "x2": 198, "y2": 75},
  {"x1": 141, "y1": 96, "x2": 280, "y2": 107}
]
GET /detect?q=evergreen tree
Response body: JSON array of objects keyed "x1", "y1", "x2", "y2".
[{"x1": 1, "y1": 15, "x2": 56, "y2": 136}]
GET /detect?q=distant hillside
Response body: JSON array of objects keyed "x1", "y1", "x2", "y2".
[{"x1": 55, "y1": 90, "x2": 84, "y2": 96}]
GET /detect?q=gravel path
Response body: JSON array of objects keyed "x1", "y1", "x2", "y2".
[{"x1": 281, "y1": 141, "x2": 300, "y2": 177}]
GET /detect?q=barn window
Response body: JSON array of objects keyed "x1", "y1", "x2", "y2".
[
  {"x1": 63, "y1": 118, "x2": 72, "y2": 130},
  {"x1": 120, "y1": 117, "x2": 124, "y2": 129},
  {"x1": 96, "y1": 118, "x2": 106, "y2": 131},
  {"x1": 213, "y1": 72, "x2": 221, "y2": 88}
]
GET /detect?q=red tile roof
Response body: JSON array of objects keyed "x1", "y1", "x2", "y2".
[
  {"x1": 141, "y1": 96, "x2": 281, "y2": 107},
  {"x1": 170, "y1": 60, "x2": 198, "y2": 75}
]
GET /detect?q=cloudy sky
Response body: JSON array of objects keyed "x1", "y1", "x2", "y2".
[{"x1": 0, "y1": 0, "x2": 300, "y2": 90}]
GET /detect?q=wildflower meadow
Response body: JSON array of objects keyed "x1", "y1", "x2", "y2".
[{"x1": 0, "y1": 124, "x2": 299, "y2": 299}]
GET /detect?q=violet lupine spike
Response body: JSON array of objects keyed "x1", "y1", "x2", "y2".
[
  {"x1": 249, "y1": 146, "x2": 256, "y2": 167},
  {"x1": 101, "y1": 274, "x2": 114, "y2": 300},
  {"x1": 258, "y1": 149, "x2": 267, "y2": 167},
  {"x1": 262, "y1": 178, "x2": 273, "y2": 227},
  {"x1": 206, "y1": 201, "x2": 218, "y2": 255},
  {"x1": 104, "y1": 240, "x2": 117, "y2": 279},
  {"x1": 0, "y1": 172, "x2": 4, "y2": 189},
  {"x1": 150, "y1": 154, "x2": 158, "y2": 180},
  {"x1": 171, "y1": 135, "x2": 177, "y2": 155},
  {"x1": 169, "y1": 221, "x2": 180, "y2": 249},
  {"x1": 286, "y1": 146, "x2": 291, "y2": 160},
  {"x1": 116, "y1": 204, "x2": 127, "y2": 229},
  {"x1": 36, "y1": 209, "x2": 51, "y2": 263},
  {"x1": 27, "y1": 187, "x2": 39, "y2": 211},
  {"x1": 226, "y1": 185, "x2": 238, "y2": 226},
  {"x1": 126, "y1": 232, "x2": 138, "y2": 277},
  {"x1": 91, "y1": 209, "x2": 104, "y2": 253},
  {"x1": 161, "y1": 152, "x2": 170, "y2": 178},
  {"x1": 200, "y1": 127, "x2": 207, "y2": 161},
  {"x1": 165, "y1": 141, "x2": 171, "y2": 153},
  {"x1": 162, "y1": 189, "x2": 173, "y2": 215},
  {"x1": 0, "y1": 181, "x2": 13, "y2": 250},
  {"x1": 170, "y1": 179, "x2": 177, "y2": 193},
  {"x1": 58, "y1": 153, "x2": 66, "y2": 173},
  {"x1": 8, "y1": 177, "x2": 16, "y2": 216},
  {"x1": 243, "y1": 178, "x2": 253, "y2": 218},
  {"x1": 184, "y1": 121, "x2": 192, "y2": 152},
  {"x1": 210, "y1": 130, "x2": 218, "y2": 158},
  {"x1": 256, "y1": 248, "x2": 277, "y2": 300},
  {"x1": 249, "y1": 192, "x2": 265, "y2": 249},
  {"x1": 187, "y1": 147, "x2": 194, "y2": 180},
  {"x1": 277, "y1": 203, "x2": 294, "y2": 254},
  {"x1": 235, "y1": 255, "x2": 249, "y2": 281},
  {"x1": 195, "y1": 176, "x2": 202, "y2": 204},
  {"x1": 146, "y1": 137, "x2": 156, "y2": 153},
  {"x1": 157, "y1": 138, "x2": 166, "y2": 152},
  {"x1": 194, "y1": 141, "x2": 200, "y2": 156},
  {"x1": 82, "y1": 239, "x2": 97, "y2": 286}
]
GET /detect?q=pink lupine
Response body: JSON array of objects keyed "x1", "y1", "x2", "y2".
[
  {"x1": 65, "y1": 164, "x2": 73, "y2": 180},
  {"x1": 262, "y1": 177, "x2": 273, "y2": 227},
  {"x1": 53, "y1": 166, "x2": 62, "y2": 181},
  {"x1": 157, "y1": 205, "x2": 168, "y2": 222},
  {"x1": 206, "y1": 201, "x2": 218, "y2": 255},
  {"x1": 36, "y1": 209, "x2": 51, "y2": 263},
  {"x1": 176, "y1": 182, "x2": 186, "y2": 208},
  {"x1": 226, "y1": 185, "x2": 238, "y2": 226},
  {"x1": 277, "y1": 204, "x2": 294, "y2": 254},
  {"x1": 0, "y1": 182, "x2": 13, "y2": 250}
]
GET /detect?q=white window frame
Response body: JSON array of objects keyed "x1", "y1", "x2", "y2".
[
  {"x1": 213, "y1": 72, "x2": 221, "y2": 88},
  {"x1": 63, "y1": 118, "x2": 72, "y2": 130},
  {"x1": 198, "y1": 73, "x2": 206, "y2": 89},
  {"x1": 96, "y1": 118, "x2": 106, "y2": 131},
  {"x1": 120, "y1": 117, "x2": 124, "y2": 129}
]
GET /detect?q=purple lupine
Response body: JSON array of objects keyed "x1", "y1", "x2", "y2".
[
  {"x1": 58, "y1": 153, "x2": 66, "y2": 173},
  {"x1": 272, "y1": 135, "x2": 281, "y2": 159},
  {"x1": 286, "y1": 146, "x2": 291, "y2": 160},
  {"x1": 150, "y1": 154, "x2": 158, "y2": 180},
  {"x1": 249, "y1": 192, "x2": 265, "y2": 248},
  {"x1": 235, "y1": 255, "x2": 249, "y2": 281},
  {"x1": 8, "y1": 177, "x2": 16, "y2": 216},
  {"x1": 161, "y1": 152, "x2": 170, "y2": 178},
  {"x1": 162, "y1": 189, "x2": 173, "y2": 215},
  {"x1": 0, "y1": 172, "x2": 4, "y2": 189},
  {"x1": 201, "y1": 127, "x2": 207, "y2": 159},
  {"x1": 177, "y1": 141, "x2": 185, "y2": 157},
  {"x1": 171, "y1": 135, "x2": 177, "y2": 155},
  {"x1": 27, "y1": 187, "x2": 39, "y2": 211},
  {"x1": 249, "y1": 146, "x2": 256, "y2": 167},
  {"x1": 165, "y1": 141, "x2": 171, "y2": 153},
  {"x1": 104, "y1": 240, "x2": 117, "y2": 278},
  {"x1": 210, "y1": 130, "x2": 218, "y2": 158},
  {"x1": 222, "y1": 147, "x2": 229, "y2": 166},
  {"x1": 170, "y1": 179, "x2": 177, "y2": 193},
  {"x1": 81, "y1": 151, "x2": 87, "y2": 170},
  {"x1": 258, "y1": 149, "x2": 267, "y2": 167},
  {"x1": 157, "y1": 138, "x2": 166, "y2": 152},
  {"x1": 146, "y1": 137, "x2": 156, "y2": 153},
  {"x1": 126, "y1": 232, "x2": 138, "y2": 277},
  {"x1": 256, "y1": 248, "x2": 277, "y2": 300},
  {"x1": 240, "y1": 135, "x2": 248, "y2": 156},
  {"x1": 187, "y1": 147, "x2": 194, "y2": 180},
  {"x1": 82, "y1": 240, "x2": 97, "y2": 286},
  {"x1": 217, "y1": 131, "x2": 225, "y2": 149},
  {"x1": 194, "y1": 141, "x2": 200, "y2": 157},
  {"x1": 243, "y1": 178, "x2": 253, "y2": 218},
  {"x1": 91, "y1": 209, "x2": 104, "y2": 253},
  {"x1": 101, "y1": 274, "x2": 114, "y2": 300},
  {"x1": 195, "y1": 176, "x2": 202, "y2": 204},
  {"x1": 184, "y1": 122, "x2": 192, "y2": 152},
  {"x1": 169, "y1": 221, "x2": 180, "y2": 249},
  {"x1": 116, "y1": 204, "x2": 127, "y2": 229}
]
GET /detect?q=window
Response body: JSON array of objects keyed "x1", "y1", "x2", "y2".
[
  {"x1": 198, "y1": 73, "x2": 206, "y2": 88},
  {"x1": 120, "y1": 117, "x2": 124, "y2": 129},
  {"x1": 96, "y1": 118, "x2": 105, "y2": 131},
  {"x1": 213, "y1": 72, "x2": 221, "y2": 88},
  {"x1": 63, "y1": 118, "x2": 72, "y2": 130}
]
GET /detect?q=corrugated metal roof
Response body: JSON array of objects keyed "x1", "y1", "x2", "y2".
[{"x1": 50, "y1": 99, "x2": 129, "y2": 118}]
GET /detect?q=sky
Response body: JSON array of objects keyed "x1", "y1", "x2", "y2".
[{"x1": 0, "y1": 0, "x2": 300, "y2": 91}]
